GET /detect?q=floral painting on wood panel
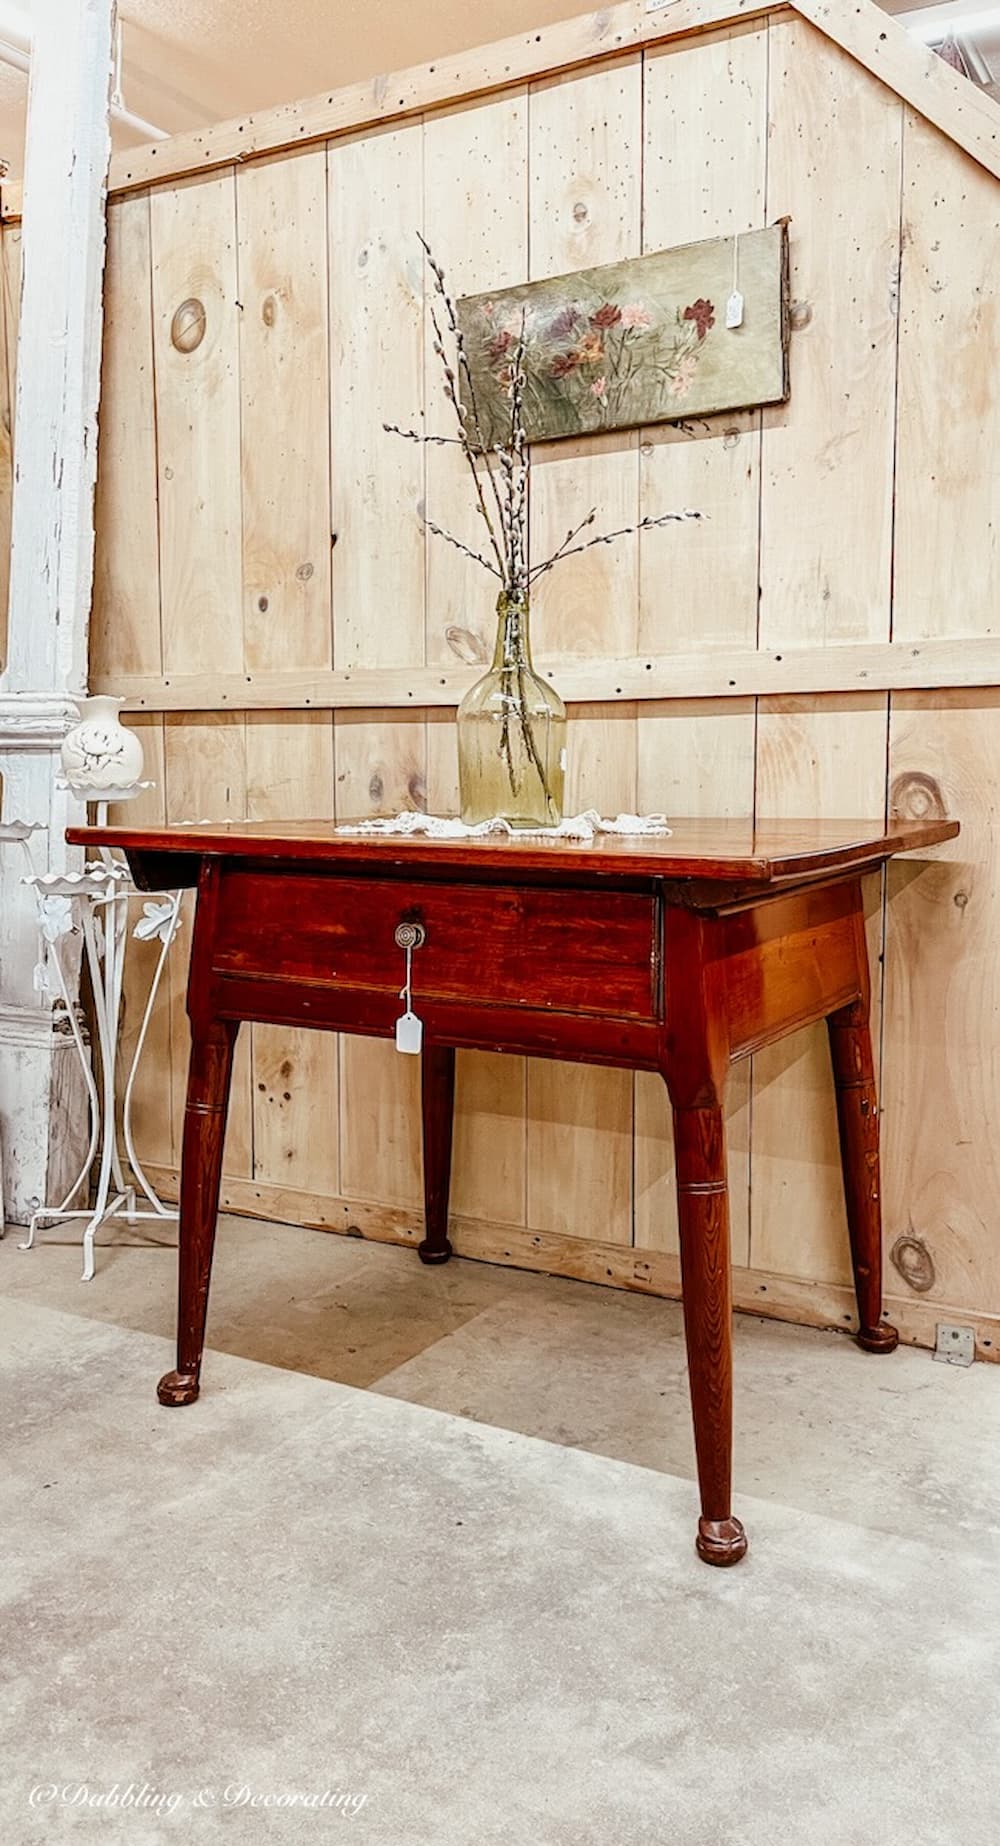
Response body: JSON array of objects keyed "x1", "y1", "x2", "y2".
[{"x1": 456, "y1": 223, "x2": 789, "y2": 448}]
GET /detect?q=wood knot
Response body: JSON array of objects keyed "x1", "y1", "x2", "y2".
[
  {"x1": 572, "y1": 202, "x2": 589, "y2": 224},
  {"x1": 368, "y1": 771, "x2": 384, "y2": 805},
  {"x1": 170, "y1": 297, "x2": 206, "y2": 353},
  {"x1": 408, "y1": 771, "x2": 427, "y2": 812},
  {"x1": 296, "y1": 562, "x2": 314, "y2": 582},
  {"x1": 445, "y1": 624, "x2": 487, "y2": 665},
  {"x1": 789, "y1": 300, "x2": 812, "y2": 331},
  {"x1": 890, "y1": 1233, "x2": 936, "y2": 1294},
  {"x1": 890, "y1": 771, "x2": 946, "y2": 821},
  {"x1": 261, "y1": 293, "x2": 277, "y2": 327}
]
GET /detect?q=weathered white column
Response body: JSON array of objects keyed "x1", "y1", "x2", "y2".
[{"x1": 0, "y1": 0, "x2": 116, "y2": 1221}]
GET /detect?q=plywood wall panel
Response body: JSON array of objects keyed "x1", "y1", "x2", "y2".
[
  {"x1": 150, "y1": 173, "x2": 244, "y2": 675},
  {"x1": 238, "y1": 150, "x2": 332, "y2": 673},
  {"x1": 894, "y1": 114, "x2": 1000, "y2": 642},
  {"x1": 328, "y1": 124, "x2": 425, "y2": 670},
  {"x1": 760, "y1": 18, "x2": 902, "y2": 647}
]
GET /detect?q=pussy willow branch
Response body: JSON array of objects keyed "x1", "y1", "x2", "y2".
[
  {"x1": 529, "y1": 509, "x2": 703, "y2": 583},
  {"x1": 428, "y1": 296, "x2": 507, "y2": 579},
  {"x1": 422, "y1": 517, "x2": 501, "y2": 578},
  {"x1": 383, "y1": 422, "x2": 463, "y2": 447},
  {"x1": 420, "y1": 235, "x2": 510, "y2": 557},
  {"x1": 387, "y1": 242, "x2": 703, "y2": 607}
]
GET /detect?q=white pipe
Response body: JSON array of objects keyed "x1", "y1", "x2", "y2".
[{"x1": 0, "y1": 3, "x2": 169, "y2": 142}]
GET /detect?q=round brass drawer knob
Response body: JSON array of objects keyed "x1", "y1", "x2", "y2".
[{"x1": 394, "y1": 921, "x2": 425, "y2": 951}]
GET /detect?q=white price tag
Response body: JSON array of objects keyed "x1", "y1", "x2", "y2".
[
  {"x1": 725, "y1": 290, "x2": 744, "y2": 329},
  {"x1": 395, "y1": 1009, "x2": 423, "y2": 1055}
]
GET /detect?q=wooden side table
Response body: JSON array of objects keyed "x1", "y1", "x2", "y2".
[{"x1": 70, "y1": 816, "x2": 958, "y2": 1565}]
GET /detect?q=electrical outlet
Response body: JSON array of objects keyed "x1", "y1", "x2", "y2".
[{"x1": 934, "y1": 1323, "x2": 975, "y2": 1367}]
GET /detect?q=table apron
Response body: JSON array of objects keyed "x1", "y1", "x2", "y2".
[
  {"x1": 719, "y1": 877, "x2": 868, "y2": 1060},
  {"x1": 207, "y1": 972, "x2": 665, "y2": 1069}
]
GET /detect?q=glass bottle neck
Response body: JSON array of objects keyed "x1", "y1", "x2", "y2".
[{"x1": 490, "y1": 591, "x2": 533, "y2": 672}]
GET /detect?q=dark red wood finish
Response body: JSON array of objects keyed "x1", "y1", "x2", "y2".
[{"x1": 69, "y1": 815, "x2": 958, "y2": 1566}]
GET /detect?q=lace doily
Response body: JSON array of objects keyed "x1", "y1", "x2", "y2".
[{"x1": 336, "y1": 808, "x2": 671, "y2": 842}]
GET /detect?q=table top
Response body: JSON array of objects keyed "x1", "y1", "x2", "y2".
[{"x1": 69, "y1": 816, "x2": 959, "y2": 885}]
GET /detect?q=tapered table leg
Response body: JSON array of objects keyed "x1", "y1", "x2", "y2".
[
  {"x1": 157, "y1": 1020, "x2": 239, "y2": 1405},
  {"x1": 827, "y1": 999, "x2": 899, "y2": 1355},
  {"x1": 419, "y1": 1043, "x2": 455, "y2": 1265},
  {"x1": 673, "y1": 1103, "x2": 747, "y2": 1567}
]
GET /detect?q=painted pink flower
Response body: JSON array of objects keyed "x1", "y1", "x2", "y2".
[
  {"x1": 482, "y1": 300, "x2": 495, "y2": 319},
  {"x1": 487, "y1": 328, "x2": 512, "y2": 364},
  {"x1": 620, "y1": 302, "x2": 652, "y2": 330},
  {"x1": 496, "y1": 365, "x2": 516, "y2": 398},
  {"x1": 591, "y1": 302, "x2": 622, "y2": 330},
  {"x1": 669, "y1": 353, "x2": 699, "y2": 397},
  {"x1": 550, "y1": 350, "x2": 580, "y2": 378},
  {"x1": 682, "y1": 298, "x2": 715, "y2": 341},
  {"x1": 591, "y1": 375, "x2": 608, "y2": 402}
]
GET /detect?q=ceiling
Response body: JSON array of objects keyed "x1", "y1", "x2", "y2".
[{"x1": 0, "y1": 0, "x2": 996, "y2": 179}]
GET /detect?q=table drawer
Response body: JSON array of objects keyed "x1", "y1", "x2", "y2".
[{"x1": 212, "y1": 871, "x2": 660, "y2": 1021}]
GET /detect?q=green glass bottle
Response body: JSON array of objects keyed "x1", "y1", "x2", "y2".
[{"x1": 457, "y1": 589, "x2": 566, "y2": 828}]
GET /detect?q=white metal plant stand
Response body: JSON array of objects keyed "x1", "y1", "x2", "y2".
[{"x1": 19, "y1": 788, "x2": 182, "y2": 1280}]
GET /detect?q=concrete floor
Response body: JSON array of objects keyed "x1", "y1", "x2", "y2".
[{"x1": 3, "y1": 1215, "x2": 1000, "y2": 1842}]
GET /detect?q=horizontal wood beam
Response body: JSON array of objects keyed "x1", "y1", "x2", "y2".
[
  {"x1": 107, "y1": 0, "x2": 773, "y2": 194},
  {"x1": 98, "y1": 636, "x2": 1000, "y2": 712},
  {"x1": 101, "y1": 0, "x2": 1000, "y2": 200},
  {"x1": 146, "y1": 1164, "x2": 1000, "y2": 1362}
]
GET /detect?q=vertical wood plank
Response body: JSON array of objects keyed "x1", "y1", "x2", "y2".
[
  {"x1": 109, "y1": 717, "x2": 175, "y2": 1170},
  {"x1": 883, "y1": 692, "x2": 1000, "y2": 1315},
  {"x1": 92, "y1": 192, "x2": 162, "y2": 679},
  {"x1": 150, "y1": 172, "x2": 243, "y2": 674},
  {"x1": 893, "y1": 113, "x2": 1000, "y2": 642},
  {"x1": 759, "y1": 17, "x2": 903, "y2": 647},
  {"x1": 634, "y1": 24, "x2": 767, "y2": 1263},
  {"x1": 246, "y1": 712, "x2": 339, "y2": 1196},
  {"x1": 751, "y1": 693, "x2": 887, "y2": 1284},
  {"x1": 635, "y1": 699, "x2": 756, "y2": 1261},
  {"x1": 751, "y1": 19, "x2": 901, "y2": 1288},
  {"x1": 328, "y1": 122, "x2": 424, "y2": 669},
  {"x1": 639, "y1": 23, "x2": 767, "y2": 657},
  {"x1": 163, "y1": 714, "x2": 252, "y2": 1178},
  {"x1": 238, "y1": 148, "x2": 332, "y2": 672},
  {"x1": 336, "y1": 709, "x2": 427, "y2": 1210},
  {"x1": 423, "y1": 91, "x2": 528, "y2": 668},
  {"x1": 524, "y1": 54, "x2": 644, "y2": 1248},
  {"x1": 421, "y1": 93, "x2": 530, "y2": 1230}
]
